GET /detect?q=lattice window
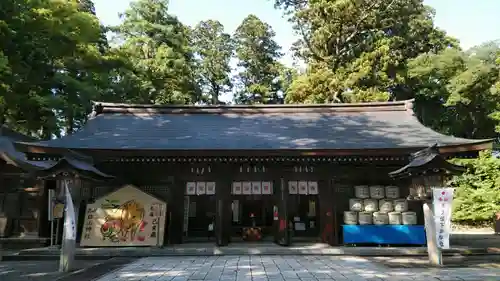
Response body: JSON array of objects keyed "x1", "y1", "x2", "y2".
[{"x1": 142, "y1": 185, "x2": 169, "y2": 201}]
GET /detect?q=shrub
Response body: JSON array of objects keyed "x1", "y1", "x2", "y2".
[{"x1": 449, "y1": 150, "x2": 500, "y2": 224}]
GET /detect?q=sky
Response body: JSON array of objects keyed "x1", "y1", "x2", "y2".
[{"x1": 93, "y1": 0, "x2": 500, "y2": 67}]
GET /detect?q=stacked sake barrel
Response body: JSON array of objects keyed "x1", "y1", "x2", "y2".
[{"x1": 344, "y1": 185, "x2": 417, "y2": 225}]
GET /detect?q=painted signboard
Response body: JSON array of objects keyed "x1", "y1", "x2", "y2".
[{"x1": 80, "y1": 185, "x2": 167, "y2": 247}]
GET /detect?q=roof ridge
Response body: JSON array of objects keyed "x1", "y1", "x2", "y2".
[{"x1": 90, "y1": 99, "x2": 415, "y2": 115}]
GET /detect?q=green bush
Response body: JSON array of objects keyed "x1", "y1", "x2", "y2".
[{"x1": 449, "y1": 150, "x2": 500, "y2": 224}]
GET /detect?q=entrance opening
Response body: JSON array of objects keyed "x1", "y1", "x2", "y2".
[
  {"x1": 183, "y1": 195, "x2": 216, "y2": 242},
  {"x1": 231, "y1": 195, "x2": 274, "y2": 241},
  {"x1": 289, "y1": 195, "x2": 320, "y2": 242}
]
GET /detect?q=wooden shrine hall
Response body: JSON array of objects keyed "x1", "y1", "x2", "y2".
[{"x1": 5, "y1": 99, "x2": 494, "y2": 248}]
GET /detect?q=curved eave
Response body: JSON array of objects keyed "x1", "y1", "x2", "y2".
[{"x1": 16, "y1": 140, "x2": 494, "y2": 157}]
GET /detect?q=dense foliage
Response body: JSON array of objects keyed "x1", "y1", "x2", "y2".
[
  {"x1": 0, "y1": 0, "x2": 499, "y2": 223},
  {"x1": 450, "y1": 151, "x2": 500, "y2": 224}
]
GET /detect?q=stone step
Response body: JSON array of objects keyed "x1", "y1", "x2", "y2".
[{"x1": 2, "y1": 243, "x2": 498, "y2": 260}]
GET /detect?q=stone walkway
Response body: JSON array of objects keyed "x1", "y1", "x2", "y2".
[
  {"x1": 94, "y1": 256, "x2": 500, "y2": 281},
  {"x1": 0, "y1": 260, "x2": 102, "y2": 281}
]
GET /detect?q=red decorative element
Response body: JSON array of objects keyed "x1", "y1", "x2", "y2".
[
  {"x1": 279, "y1": 219, "x2": 286, "y2": 231},
  {"x1": 442, "y1": 191, "x2": 446, "y2": 195},
  {"x1": 137, "y1": 236, "x2": 145, "y2": 241},
  {"x1": 139, "y1": 221, "x2": 147, "y2": 231},
  {"x1": 322, "y1": 223, "x2": 333, "y2": 242}
]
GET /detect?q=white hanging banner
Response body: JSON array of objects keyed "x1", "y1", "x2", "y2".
[
  {"x1": 261, "y1": 182, "x2": 272, "y2": 195},
  {"x1": 232, "y1": 182, "x2": 242, "y2": 195},
  {"x1": 206, "y1": 182, "x2": 216, "y2": 195},
  {"x1": 298, "y1": 181, "x2": 308, "y2": 195},
  {"x1": 186, "y1": 182, "x2": 196, "y2": 195},
  {"x1": 251, "y1": 182, "x2": 262, "y2": 194},
  {"x1": 63, "y1": 181, "x2": 76, "y2": 240},
  {"x1": 288, "y1": 181, "x2": 298, "y2": 194},
  {"x1": 242, "y1": 182, "x2": 252, "y2": 195},
  {"x1": 196, "y1": 182, "x2": 206, "y2": 195},
  {"x1": 308, "y1": 181, "x2": 318, "y2": 195},
  {"x1": 432, "y1": 188, "x2": 454, "y2": 249}
]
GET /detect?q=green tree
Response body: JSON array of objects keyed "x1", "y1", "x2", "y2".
[
  {"x1": 191, "y1": 20, "x2": 234, "y2": 104},
  {"x1": 274, "y1": 0, "x2": 456, "y2": 104},
  {"x1": 408, "y1": 46, "x2": 500, "y2": 138},
  {"x1": 0, "y1": 0, "x2": 108, "y2": 138},
  {"x1": 111, "y1": 0, "x2": 200, "y2": 105},
  {"x1": 233, "y1": 15, "x2": 284, "y2": 104},
  {"x1": 450, "y1": 151, "x2": 500, "y2": 224}
]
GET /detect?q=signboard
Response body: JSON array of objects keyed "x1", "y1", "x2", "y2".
[
  {"x1": 288, "y1": 181, "x2": 298, "y2": 194},
  {"x1": 432, "y1": 188, "x2": 454, "y2": 249},
  {"x1": 186, "y1": 182, "x2": 196, "y2": 195},
  {"x1": 196, "y1": 182, "x2": 206, "y2": 195},
  {"x1": 262, "y1": 182, "x2": 272, "y2": 194},
  {"x1": 251, "y1": 182, "x2": 262, "y2": 194},
  {"x1": 298, "y1": 181, "x2": 308, "y2": 194},
  {"x1": 308, "y1": 181, "x2": 318, "y2": 195},
  {"x1": 48, "y1": 189, "x2": 55, "y2": 221},
  {"x1": 242, "y1": 182, "x2": 251, "y2": 195},
  {"x1": 232, "y1": 182, "x2": 242, "y2": 194},
  {"x1": 183, "y1": 196, "x2": 189, "y2": 233},
  {"x1": 80, "y1": 185, "x2": 167, "y2": 247},
  {"x1": 206, "y1": 182, "x2": 216, "y2": 195}
]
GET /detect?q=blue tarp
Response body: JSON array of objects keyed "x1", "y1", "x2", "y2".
[{"x1": 343, "y1": 225, "x2": 426, "y2": 245}]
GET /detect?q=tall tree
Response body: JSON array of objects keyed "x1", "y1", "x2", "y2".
[
  {"x1": 408, "y1": 47, "x2": 500, "y2": 139},
  {"x1": 233, "y1": 15, "x2": 283, "y2": 104},
  {"x1": 0, "y1": 0, "x2": 107, "y2": 138},
  {"x1": 112, "y1": 0, "x2": 200, "y2": 105},
  {"x1": 274, "y1": 0, "x2": 457, "y2": 104},
  {"x1": 191, "y1": 20, "x2": 233, "y2": 104}
]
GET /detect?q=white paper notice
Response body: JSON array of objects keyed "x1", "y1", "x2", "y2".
[{"x1": 432, "y1": 188, "x2": 454, "y2": 249}]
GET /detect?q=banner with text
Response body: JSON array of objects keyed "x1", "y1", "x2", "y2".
[{"x1": 432, "y1": 188, "x2": 454, "y2": 249}]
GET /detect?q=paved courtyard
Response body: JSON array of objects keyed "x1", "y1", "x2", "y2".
[{"x1": 95, "y1": 256, "x2": 500, "y2": 281}]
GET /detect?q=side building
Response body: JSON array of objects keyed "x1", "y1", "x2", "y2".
[
  {"x1": 16, "y1": 100, "x2": 493, "y2": 247},
  {"x1": 0, "y1": 126, "x2": 48, "y2": 248}
]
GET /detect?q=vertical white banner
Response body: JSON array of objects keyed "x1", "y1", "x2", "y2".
[
  {"x1": 63, "y1": 181, "x2": 76, "y2": 240},
  {"x1": 432, "y1": 188, "x2": 454, "y2": 249}
]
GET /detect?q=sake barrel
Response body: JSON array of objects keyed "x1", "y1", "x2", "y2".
[
  {"x1": 363, "y1": 199, "x2": 378, "y2": 212},
  {"x1": 385, "y1": 186, "x2": 400, "y2": 199},
  {"x1": 344, "y1": 211, "x2": 358, "y2": 225},
  {"x1": 369, "y1": 185, "x2": 385, "y2": 199},
  {"x1": 372, "y1": 212, "x2": 389, "y2": 225},
  {"x1": 378, "y1": 199, "x2": 394, "y2": 213},
  {"x1": 402, "y1": 212, "x2": 417, "y2": 225},
  {"x1": 358, "y1": 212, "x2": 373, "y2": 225},
  {"x1": 394, "y1": 199, "x2": 408, "y2": 212},
  {"x1": 349, "y1": 198, "x2": 364, "y2": 211},
  {"x1": 388, "y1": 212, "x2": 402, "y2": 225},
  {"x1": 354, "y1": 185, "x2": 370, "y2": 198}
]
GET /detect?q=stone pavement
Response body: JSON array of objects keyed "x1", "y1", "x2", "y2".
[
  {"x1": 0, "y1": 259, "x2": 102, "y2": 281},
  {"x1": 0, "y1": 258, "x2": 135, "y2": 281},
  {"x1": 94, "y1": 256, "x2": 500, "y2": 281}
]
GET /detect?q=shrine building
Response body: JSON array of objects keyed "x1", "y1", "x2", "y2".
[{"x1": 2, "y1": 99, "x2": 494, "y2": 247}]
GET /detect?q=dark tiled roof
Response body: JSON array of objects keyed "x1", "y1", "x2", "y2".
[
  {"x1": 0, "y1": 137, "x2": 113, "y2": 180},
  {"x1": 22, "y1": 100, "x2": 490, "y2": 150},
  {"x1": 0, "y1": 125, "x2": 36, "y2": 142},
  {"x1": 389, "y1": 144, "x2": 466, "y2": 178}
]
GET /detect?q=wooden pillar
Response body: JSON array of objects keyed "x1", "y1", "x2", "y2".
[
  {"x1": 38, "y1": 180, "x2": 53, "y2": 239},
  {"x1": 318, "y1": 178, "x2": 335, "y2": 245},
  {"x1": 424, "y1": 202, "x2": 442, "y2": 266},
  {"x1": 215, "y1": 178, "x2": 231, "y2": 246},
  {"x1": 168, "y1": 177, "x2": 184, "y2": 244},
  {"x1": 275, "y1": 177, "x2": 290, "y2": 246}
]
